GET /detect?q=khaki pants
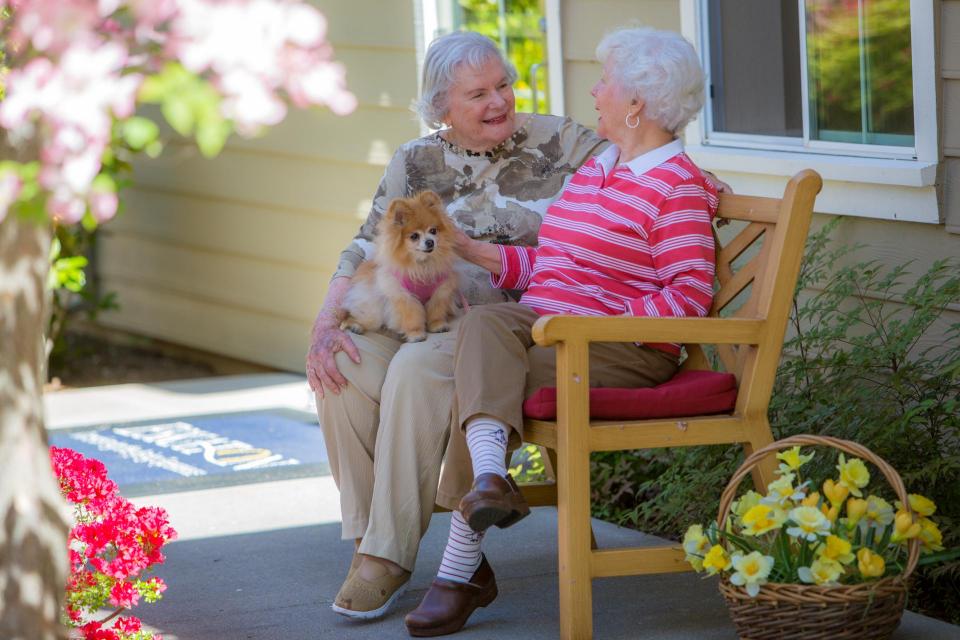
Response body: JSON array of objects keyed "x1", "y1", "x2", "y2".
[
  {"x1": 317, "y1": 318, "x2": 474, "y2": 572},
  {"x1": 454, "y1": 303, "x2": 679, "y2": 438},
  {"x1": 318, "y1": 304, "x2": 679, "y2": 572}
]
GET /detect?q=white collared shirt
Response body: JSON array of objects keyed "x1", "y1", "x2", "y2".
[{"x1": 594, "y1": 138, "x2": 686, "y2": 179}]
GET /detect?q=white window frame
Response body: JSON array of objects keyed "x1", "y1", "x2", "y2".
[{"x1": 680, "y1": 0, "x2": 941, "y2": 223}]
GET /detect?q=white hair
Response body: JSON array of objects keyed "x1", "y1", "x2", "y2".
[
  {"x1": 596, "y1": 27, "x2": 705, "y2": 133},
  {"x1": 414, "y1": 31, "x2": 517, "y2": 129}
]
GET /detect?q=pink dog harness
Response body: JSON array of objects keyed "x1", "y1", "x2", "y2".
[{"x1": 394, "y1": 271, "x2": 449, "y2": 304}]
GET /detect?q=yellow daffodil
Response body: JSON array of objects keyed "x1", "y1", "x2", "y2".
[
  {"x1": 776, "y1": 446, "x2": 814, "y2": 475},
  {"x1": 836, "y1": 454, "x2": 870, "y2": 497},
  {"x1": 741, "y1": 504, "x2": 787, "y2": 536},
  {"x1": 860, "y1": 495, "x2": 894, "y2": 533},
  {"x1": 729, "y1": 551, "x2": 775, "y2": 597},
  {"x1": 918, "y1": 517, "x2": 945, "y2": 553},
  {"x1": 895, "y1": 494, "x2": 937, "y2": 518},
  {"x1": 801, "y1": 492, "x2": 821, "y2": 508},
  {"x1": 816, "y1": 534, "x2": 855, "y2": 564},
  {"x1": 682, "y1": 524, "x2": 711, "y2": 571},
  {"x1": 891, "y1": 510, "x2": 922, "y2": 543},
  {"x1": 845, "y1": 497, "x2": 868, "y2": 527},
  {"x1": 731, "y1": 490, "x2": 763, "y2": 519},
  {"x1": 702, "y1": 544, "x2": 730, "y2": 575},
  {"x1": 820, "y1": 503, "x2": 840, "y2": 523},
  {"x1": 798, "y1": 557, "x2": 844, "y2": 585},
  {"x1": 857, "y1": 548, "x2": 886, "y2": 578},
  {"x1": 787, "y1": 506, "x2": 832, "y2": 541},
  {"x1": 763, "y1": 473, "x2": 805, "y2": 507},
  {"x1": 822, "y1": 479, "x2": 850, "y2": 507}
]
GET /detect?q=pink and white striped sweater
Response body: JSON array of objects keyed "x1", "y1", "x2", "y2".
[{"x1": 491, "y1": 140, "x2": 719, "y2": 356}]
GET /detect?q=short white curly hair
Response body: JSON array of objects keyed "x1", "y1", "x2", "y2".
[
  {"x1": 596, "y1": 27, "x2": 705, "y2": 134},
  {"x1": 415, "y1": 31, "x2": 517, "y2": 129}
]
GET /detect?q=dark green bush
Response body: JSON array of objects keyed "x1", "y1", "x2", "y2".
[{"x1": 590, "y1": 220, "x2": 960, "y2": 622}]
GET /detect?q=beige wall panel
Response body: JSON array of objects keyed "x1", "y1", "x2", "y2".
[
  {"x1": 223, "y1": 107, "x2": 420, "y2": 166},
  {"x1": 333, "y1": 48, "x2": 419, "y2": 109},
  {"x1": 317, "y1": 0, "x2": 416, "y2": 50},
  {"x1": 562, "y1": 0, "x2": 680, "y2": 61},
  {"x1": 819, "y1": 213, "x2": 960, "y2": 284},
  {"x1": 564, "y1": 61, "x2": 603, "y2": 128},
  {"x1": 99, "y1": 236, "x2": 327, "y2": 323},
  {"x1": 945, "y1": 80, "x2": 960, "y2": 153},
  {"x1": 110, "y1": 189, "x2": 363, "y2": 270},
  {"x1": 131, "y1": 147, "x2": 384, "y2": 219},
  {"x1": 946, "y1": 158, "x2": 960, "y2": 232},
  {"x1": 98, "y1": 281, "x2": 312, "y2": 371},
  {"x1": 944, "y1": 1, "x2": 960, "y2": 75}
]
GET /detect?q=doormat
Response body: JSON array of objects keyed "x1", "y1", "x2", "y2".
[{"x1": 49, "y1": 408, "x2": 329, "y2": 497}]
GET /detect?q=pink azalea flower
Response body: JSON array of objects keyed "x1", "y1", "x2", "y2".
[{"x1": 109, "y1": 581, "x2": 140, "y2": 608}]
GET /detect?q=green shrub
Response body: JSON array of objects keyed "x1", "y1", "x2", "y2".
[{"x1": 589, "y1": 220, "x2": 960, "y2": 622}]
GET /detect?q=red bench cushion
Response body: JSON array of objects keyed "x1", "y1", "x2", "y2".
[{"x1": 522, "y1": 370, "x2": 738, "y2": 421}]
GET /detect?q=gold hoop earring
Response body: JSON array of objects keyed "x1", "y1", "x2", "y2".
[{"x1": 625, "y1": 113, "x2": 640, "y2": 129}]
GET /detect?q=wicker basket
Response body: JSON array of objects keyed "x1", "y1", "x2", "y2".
[{"x1": 716, "y1": 435, "x2": 921, "y2": 640}]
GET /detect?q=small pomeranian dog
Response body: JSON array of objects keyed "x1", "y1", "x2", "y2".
[{"x1": 340, "y1": 191, "x2": 460, "y2": 343}]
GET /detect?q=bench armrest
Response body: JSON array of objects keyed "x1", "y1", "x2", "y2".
[{"x1": 531, "y1": 315, "x2": 766, "y2": 347}]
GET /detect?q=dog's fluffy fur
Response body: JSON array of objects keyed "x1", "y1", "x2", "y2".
[{"x1": 341, "y1": 191, "x2": 460, "y2": 343}]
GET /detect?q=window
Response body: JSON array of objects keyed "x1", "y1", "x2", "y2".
[{"x1": 696, "y1": 0, "x2": 932, "y2": 161}]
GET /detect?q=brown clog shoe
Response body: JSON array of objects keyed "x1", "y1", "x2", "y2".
[
  {"x1": 404, "y1": 555, "x2": 497, "y2": 637},
  {"x1": 458, "y1": 473, "x2": 531, "y2": 532}
]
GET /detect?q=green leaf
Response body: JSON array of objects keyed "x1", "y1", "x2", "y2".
[
  {"x1": 145, "y1": 140, "x2": 164, "y2": 158},
  {"x1": 195, "y1": 118, "x2": 232, "y2": 158},
  {"x1": 120, "y1": 116, "x2": 160, "y2": 150},
  {"x1": 162, "y1": 95, "x2": 195, "y2": 136}
]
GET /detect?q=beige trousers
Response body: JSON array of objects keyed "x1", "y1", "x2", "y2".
[
  {"x1": 318, "y1": 303, "x2": 679, "y2": 572},
  {"x1": 316, "y1": 318, "x2": 474, "y2": 572},
  {"x1": 454, "y1": 303, "x2": 680, "y2": 438}
]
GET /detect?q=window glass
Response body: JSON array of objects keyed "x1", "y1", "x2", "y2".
[
  {"x1": 806, "y1": 0, "x2": 914, "y2": 146},
  {"x1": 707, "y1": 0, "x2": 803, "y2": 138}
]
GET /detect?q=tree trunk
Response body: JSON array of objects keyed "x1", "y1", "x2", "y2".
[{"x1": 0, "y1": 212, "x2": 70, "y2": 640}]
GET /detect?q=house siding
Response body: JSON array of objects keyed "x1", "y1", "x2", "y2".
[
  {"x1": 944, "y1": 1, "x2": 960, "y2": 231},
  {"x1": 98, "y1": 0, "x2": 422, "y2": 370}
]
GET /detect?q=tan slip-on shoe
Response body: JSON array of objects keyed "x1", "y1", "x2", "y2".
[{"x1": 332, "y1": 568, "x2": 411, "y2": 620}]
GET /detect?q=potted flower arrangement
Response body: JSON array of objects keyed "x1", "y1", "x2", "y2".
[
  {"x1": 51, "y1": 447, "x2": 177, "y2": 640},
  {"x1": 683, "y1": 435, "x2": 945, "y2": 640}
]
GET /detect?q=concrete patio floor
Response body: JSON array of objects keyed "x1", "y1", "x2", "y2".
[{"x1": 44, "y1": 374, "x2": 960, "y2": 640}]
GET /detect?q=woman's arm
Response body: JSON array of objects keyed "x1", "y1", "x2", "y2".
[
  {"x1": 453, "y1": 227, "x2": 503, "y2": 274},
  {"x1": 307, "y1": 148, "x2": 408, "y2": 396}
]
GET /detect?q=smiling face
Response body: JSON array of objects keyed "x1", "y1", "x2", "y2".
[
  {"x1": 442, "y1": 57, "x2": 516, "y2": 152},
  {"x1": 591, "y1": 60, "x2": 638, "y2": 143}
]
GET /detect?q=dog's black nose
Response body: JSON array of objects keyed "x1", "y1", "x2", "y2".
[{"x1": 425, "y1": 238, "x2": 435, "y2": 250}]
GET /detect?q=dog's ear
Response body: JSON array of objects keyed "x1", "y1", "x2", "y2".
[
  {"x1": 388, "y1": 199, "x2": 411, "y2": 226},
  {"x1": 418, "y1": 190, "x2": 443, "y2": 210}
]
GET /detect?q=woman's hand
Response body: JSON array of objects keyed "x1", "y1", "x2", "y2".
[
  {"x1": 704, "y1": 170, "x2": 733, "y2": 194},
  {"x1": 306, "y1": 277, "x2": 361, "y2": 398},
  {"x1": 306, "y1": 323, "x2": 361, "y2": 398},
  {"x1": 452, "y1": 227, "x2": 504, "y2": 274}
]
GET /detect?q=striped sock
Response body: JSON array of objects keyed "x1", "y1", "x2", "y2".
[
  {"x1": 436, "y1": 510, "x2": 484, "y2": 583},
  {"x1": 465, "y1": 416, "x2": 508, "y2": 477}
]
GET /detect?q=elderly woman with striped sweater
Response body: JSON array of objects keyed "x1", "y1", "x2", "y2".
[{"x1": 404, "y1": 27, "x2": 719, "y2": 637}]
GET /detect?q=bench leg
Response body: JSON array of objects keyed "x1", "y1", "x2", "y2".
[{"x1": 557, "y1": 446, "x2": 593, "y2": 640}]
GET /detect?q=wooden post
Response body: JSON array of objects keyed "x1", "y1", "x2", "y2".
[{"x1": 555, "y1": 339, "x2": 593, "y2": 640}]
